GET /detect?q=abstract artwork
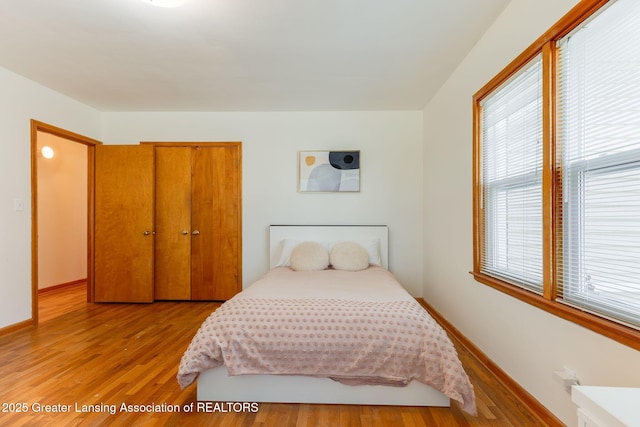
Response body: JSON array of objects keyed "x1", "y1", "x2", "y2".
[{"x1": 298, "y1": 150, "x2": 360, "y2": 192}]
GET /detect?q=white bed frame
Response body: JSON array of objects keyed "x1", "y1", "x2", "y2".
[{"x1": 196, "y1": 225, "x2": 450, "y2": 408}]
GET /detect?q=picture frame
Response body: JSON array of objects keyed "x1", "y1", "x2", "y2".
[{"x1": 298, "y1": 150, "x2": 360, "y2": 192}]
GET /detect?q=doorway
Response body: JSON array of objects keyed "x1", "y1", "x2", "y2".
[{"x1": 30, "y1": 120, "x2": 100, "y2": 324}]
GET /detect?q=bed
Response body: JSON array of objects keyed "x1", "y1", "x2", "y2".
[{"x1": 177, "y1": 225, "x2": 476, "y2": 414}]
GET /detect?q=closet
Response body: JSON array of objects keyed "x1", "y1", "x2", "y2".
[
  {"x1": 94, "y1": 145, "x2": 155, "y2": 303},
  {"x1": 94, "y1": 142, "x2": 242, "y2": 303},
  {"x1": 154, "y1": 144, "x2": 241, "y2": 301}
]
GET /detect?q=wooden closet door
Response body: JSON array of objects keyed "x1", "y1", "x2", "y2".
[
  {"x1": 94, "y1": 145, "x2": 155, "y2": 303},
  {"x1": 154, "y1": 147, "x2": 192, "y2": 300},
  {"x1": 191, "y1": 145, "x2": 241, "y2": 300}
]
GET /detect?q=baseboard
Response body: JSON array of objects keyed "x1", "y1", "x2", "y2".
[
  {"x1": 38, "y1": 279, "x2": 86, "y2": 294},
  {"x1": 416, "y1": 298, "x2": 564, "y2": 427},
  {"x1": 0, "y1": 319, "x2": 33, "y2": 337}
]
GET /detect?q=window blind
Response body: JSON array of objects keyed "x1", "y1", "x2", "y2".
[
  {"x1": 557, "y1": 0, "x2": 640, "y2": 329},
  {"x1": 480, "y1": 55, "x2": 544, "y2": 293}
]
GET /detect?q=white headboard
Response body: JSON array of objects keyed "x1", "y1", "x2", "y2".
[{"x1": 269, "y1": 225, "x2": 389, "y2": 269}]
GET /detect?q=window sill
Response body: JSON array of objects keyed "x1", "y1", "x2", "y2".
[{"x1": 470, "y1": 271, "x2": 640, "y2": 352}]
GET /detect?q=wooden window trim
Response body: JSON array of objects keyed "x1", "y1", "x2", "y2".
[
  {"x1": 473, "y1": 0, "x2": 610, "y2": 104},
  {"x1": 471, "y1": 271, "x2": 640, "y2": 351},
  {"x1": 472, "y1": 0, "x2": 640, "y2": 352}
]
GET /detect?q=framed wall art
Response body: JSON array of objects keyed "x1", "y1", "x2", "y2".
[{"x1": 298, "y1": 150, "x2": 360, "y2": 192}]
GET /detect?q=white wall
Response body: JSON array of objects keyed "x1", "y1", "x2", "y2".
[
  {"x1": 37, "y1": 132, "x2": 88, "y2": 289},
  {"x1": 102, "y1": 111, "x2": 424, "y2": 294},
  {"x1": 422, "y1": 0, "x2": 640, "y2": 425},
  {"x1": 0, "y1": 67, "x2": 423, "y2": 328},
  {"x1": 0, "y1": 66, "x2": 100, "y2": 328}
]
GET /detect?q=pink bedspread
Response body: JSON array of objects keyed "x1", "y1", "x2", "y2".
[{"x1": 177, "y1": 267, "x2": 476, "y2": 414}]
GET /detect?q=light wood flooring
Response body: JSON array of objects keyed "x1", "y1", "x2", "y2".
[{"x1": 0, "y1": 284, "x2": 549, "y2": 426}]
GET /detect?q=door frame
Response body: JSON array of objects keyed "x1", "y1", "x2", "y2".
[{"x1": 30, "y1": 120, "x2": 101, "y2": 324}]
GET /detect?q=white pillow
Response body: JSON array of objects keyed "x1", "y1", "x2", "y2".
[
  {"x1": 355, "y1": 238, "x2": 382, "y2": 266},
  {"x1": 329, "y1": 241, "x2": 370, "y2": 271},
  {"x1": 273, "y1": 238, "x2": 302, "y2": 267},
  {"x1": 289, "y1": 241, "x2": 330, "y2": 271}
]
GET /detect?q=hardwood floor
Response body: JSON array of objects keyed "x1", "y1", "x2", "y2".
[
  {"x1": 38, "y1": 282, "x2": 89, "y2": 323},
  {"x1": 0, "y1": 286, "x2": 549, "y2": 426}
]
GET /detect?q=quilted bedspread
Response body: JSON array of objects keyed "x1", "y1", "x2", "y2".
[{"x1": 177, "y1": 267, "x2": 476, "y2": 415}]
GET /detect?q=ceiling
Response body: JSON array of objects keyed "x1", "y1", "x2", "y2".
[{"x1": 0, "y1": 0, "x2": 509, "y2": 112}]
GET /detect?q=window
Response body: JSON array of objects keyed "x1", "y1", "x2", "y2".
[
  {"x1": 473, "y1": 0, "x2": 640, "y2": 349},
  {"x1": 479, "y1": 56, "x2": 544, "y2": 294}
]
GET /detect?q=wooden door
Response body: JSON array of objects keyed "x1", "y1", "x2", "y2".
[
  {"x1": 94, "y1": 145, "x2": 155, "y2": 302},
  {"x1": 154, "y1": 147, "x2": 192, "y2": 300},
  {"x1": 191, "y1": 145, "x2": 241, "y2": 300}
]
